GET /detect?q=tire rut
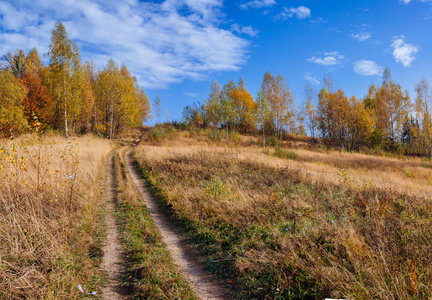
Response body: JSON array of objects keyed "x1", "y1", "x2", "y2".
[
  {"x1": 100, "y1": 155, "x2": 128, "y2": 300},
  {"x1": 124, "y1": 148, "x2": 229, "y2": 300}
]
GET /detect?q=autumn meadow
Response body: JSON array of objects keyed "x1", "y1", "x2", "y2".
[{"x1": 1, "y1": 21, "x2": 432, "y2": 300}]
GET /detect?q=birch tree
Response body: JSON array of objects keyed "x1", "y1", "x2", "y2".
[
  {"x1": 415, "y1": 78, "x2": 432, "y2": 157},
  {"x1": 47, "y1": 21, "x2": 80, "y2": 139},
  {"x1": 302, "y1": 83, "x2": 318, "y2": 140},
  {"x1": 256, "y1": 90, "x2": 272, "y2": 147},
  {"x1": 260, "y1": 71, "x2": 296, "y2": 137}
]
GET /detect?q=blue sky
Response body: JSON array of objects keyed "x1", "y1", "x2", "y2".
[{"x1": 1, "y1": 0, "x2": 431, "y2": 122}]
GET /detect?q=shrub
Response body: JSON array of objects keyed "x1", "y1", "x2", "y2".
[
  {"x1": 205, "y1": 129, "x2": 222, "y2": 142},
  {"x1": 228, "y1": 130, "x2": 241, "y2": 142},
  {"x1": 274, "y1": 145, "x2": 298, "y2": 160},
  {"x1": 266, "y1": 136, "x2": 278, "y2": 147},
  {"x1": 146, "y1": 127, "x2": 166, "y2": 142}
]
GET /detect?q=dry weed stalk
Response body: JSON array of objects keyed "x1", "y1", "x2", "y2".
[{"x1": 0, "y1": 134, "x2": 113, "y2": 299}]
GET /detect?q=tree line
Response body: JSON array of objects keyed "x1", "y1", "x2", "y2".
[
  {"x1": 183, "y1": 69, "x2": 432, "y2": 157},
  {"x1": 0, "y1": 21, "x2": 151, "y2": 139}
]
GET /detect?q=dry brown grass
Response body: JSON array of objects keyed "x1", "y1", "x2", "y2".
[
  {"x1": 0, "y1": 134, "x2": 114, "y2": 299},
  {"x1": 152, "y1": 130, "x2": 432, "y2": 199},
  {"x1": 133, "y1": 131, "x2": 432, "y2": 299}
]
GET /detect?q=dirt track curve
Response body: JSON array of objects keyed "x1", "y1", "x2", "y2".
[{"x1": 125, "y1": 147, "x2": 229, "y2": 300}]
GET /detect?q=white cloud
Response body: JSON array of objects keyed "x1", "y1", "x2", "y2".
[
  {"x1": 309, "y1": 17, "x2": 325, "y2": 24},
  {"x1": 240, "y1": 0, "x2": 276, "y2": 10},
  {"x1": 0, "y1": 0, "x2": 250, "y2": 89},
  {"x1": 184, "y1": 92, "x2": 199, "y2": 97},
  {"x1": 307, "y1": 51, "x2": 344, "y2": 67},
  {"x1": 350, "y1": 32, "x2": 371, "y2": 42},
  {"x1": 231, "y1": 24, "x2": 259, "y2": 37},
  {"x1": 391, "y1": 35, "x2": 419, "y2": 67},
  {"x1": 276, "y1": 6, "x2": 311, "y2": 20},
  {"x1": 400, "y1": 0, "x2": 432, "y2": 4},
  {"x1": 304, "y1": 72, "x2": 319, "y2": 85},
  {"x1": 353, "y1": 60, "x2": 383, "y2": 76}
]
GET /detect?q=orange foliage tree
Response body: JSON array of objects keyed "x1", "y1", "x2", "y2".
[
  {"x1": 21, "y1": 72, "x2": 54, "y2": 131},
  {"x1": 225, "y1": 78, "x2": 256, "y2": 133}
]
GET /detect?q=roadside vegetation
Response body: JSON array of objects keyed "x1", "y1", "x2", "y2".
[
  {"x1": 0, "y1": 134, "x2": 114, "y2": 299},
  {"x1": 112, "y1": 147, "x2": 196, "y2": 299},
  {"x1": 133, "y1": 129, "x2": 432, "y2": 299}
]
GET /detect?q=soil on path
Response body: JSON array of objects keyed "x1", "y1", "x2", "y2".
[
  {"x1": 100, "y1": 155, "x2": 128, "y2": 300},
  {"x1": 125, "y1": 148, "x2": 229, "y2": 300}
]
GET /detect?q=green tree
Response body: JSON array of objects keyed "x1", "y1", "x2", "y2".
[{"x1": 204, "y1": 80, "x2": 222, "y2": 128}]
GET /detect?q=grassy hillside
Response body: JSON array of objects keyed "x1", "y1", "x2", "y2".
[{"x1": 133, "y1": 129, "x2": 432, "y2": 299}]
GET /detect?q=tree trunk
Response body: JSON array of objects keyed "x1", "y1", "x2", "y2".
[
  {"x1": 426, "y1": 103, "x2": 432, "y2": 158},
  {"x1": 109, "y1": 75, "x2": 114, "y2": 139},
  {"x1": 64, "y1": 73, "x2": 68, "y2": 139},
  {"x1": 226, "y1": 123, "x2": 229, "y2": 142}
]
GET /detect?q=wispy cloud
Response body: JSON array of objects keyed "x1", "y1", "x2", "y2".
[
  {"x1": 304, "y1": 72, "x2": 319, "y2": 85},
  {"x1": 240, "y1": 0, "x2": 276, "y2": 10},
  {"x1": 184, "y1": 92, "x2": 199, "y2": 97},
  {"x1": 231, "y1": 24, "x2": 259, "y2": 37},
  {"x1": 391, "y1": 35, "x2": 419, "y2": 67},
  {"x1": 276, "y1": 6, "x2": 311, "y2": 20},
  {"x1": 400, "y1": 0, "x2": 432, "y2": 4},
  {"x1": 350, "y1": 32, "x2": 371, "y2": 42},
  {"x1": 307, "y1": 51, "x2": 344, "y2": 67},
  {"x1": 353, "y1": 60, "x2": 383, "y2": 76},
  {"x1": 0, "y1": 0, "x2": 250, "y2": 89},
  {"x1": 309, "y1": 17, "x2": 325, "y2": 24}
]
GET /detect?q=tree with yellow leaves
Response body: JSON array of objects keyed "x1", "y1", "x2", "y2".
[
  {"x1": 47, "y1": 21, "x2": 80, "y2": 139},
  {"x1": 259, "y1": 71, "x2": 296, "y2": 137},
  {"x1": 221, "y1": 80, "x2": 239, "y2": 141},
  {"x1": 226, "y1": 78, "x2": 256, "y2": 133},
  {"x1": 317, "y1": 87, "x2": 374, "y2": 151},
  {"x1": 373, "y1": 68, "x2": 411, "y2": 144},
  {"x1": 0, "y1": 70, "x2": 28, "y2": 137}
]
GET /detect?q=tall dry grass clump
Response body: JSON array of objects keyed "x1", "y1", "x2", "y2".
[
  {"x1": 133, "y1": 132, "x2": 432, "y2": 299},
  {"x1": 0, "y1": 134, "x2": 114, "y2": 299}
]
